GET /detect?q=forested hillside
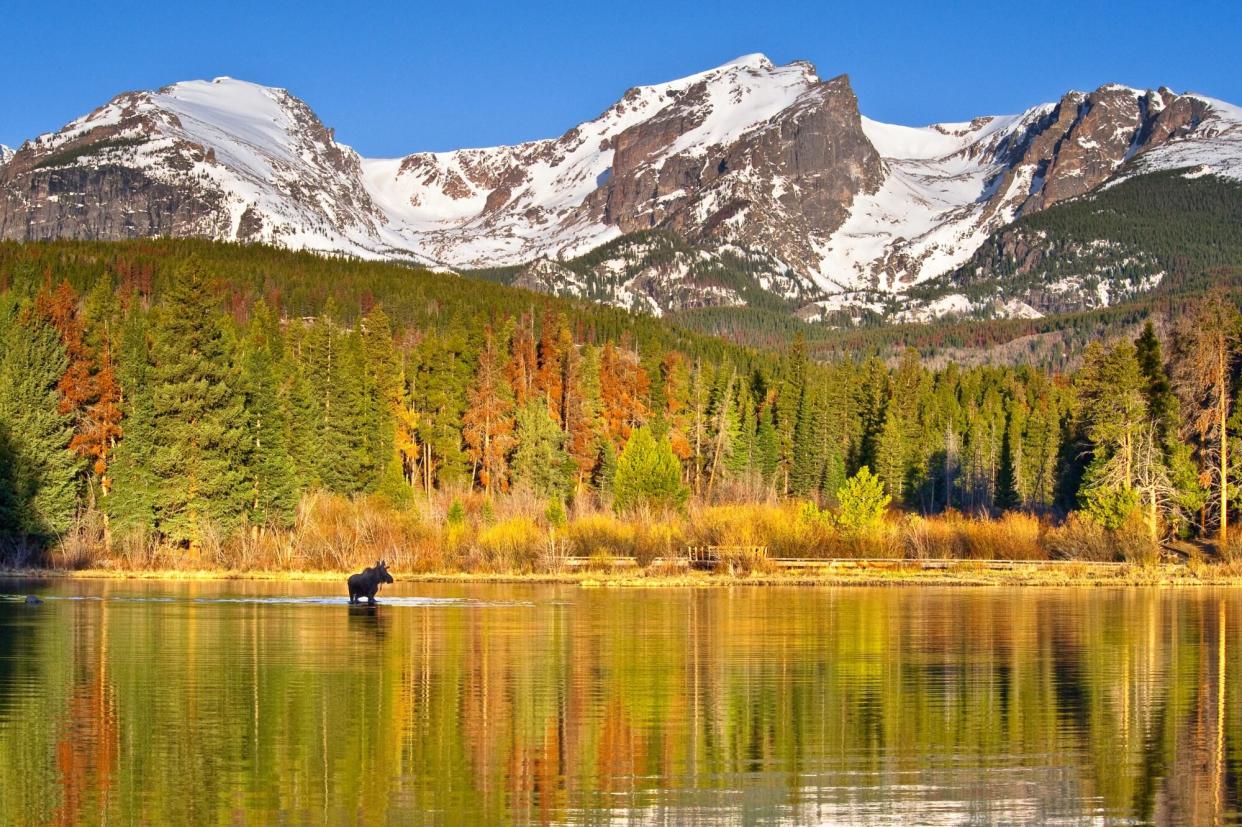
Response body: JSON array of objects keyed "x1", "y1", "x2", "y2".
[
  {"x1": 673, "y1": 171, "x2": 1242, "y2": 368},
  {"x1": 2, "y1": 240, "x2": 1241, "y2": 568},
  {"x1": 917, "y1": 170, "x2": 1242, "y2": 311}
]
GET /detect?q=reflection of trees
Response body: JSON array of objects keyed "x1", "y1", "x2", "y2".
[
  {"x1": 0, "y1": 586, "x2": 1238, "y2": 824},
  {"x1": 51, "y1": 597, "x2": 118, "y2": 825}
]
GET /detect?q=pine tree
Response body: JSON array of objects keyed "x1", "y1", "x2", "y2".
[
  {"x1": 1172, "y1": 294, "x2": 1241, "y2": 543},
  {"x1": 567, "y1": 344, "x2": 605, "y2": 490},
  {"x1": 76, "y1": 281, "x2": 124, "y2": 506},
  {"x1": 659, "y1": 351, "x2": 693, "y2": 467},
  {"x1": 1075, "y1": 340, "x2": 1167, "y2": 531},
  {"x1": 239, "y1": 301, "x2": 298, "y2": 529},
  {"x1": 505, "y1": 311, "x2": 538, "y2": 407},
  {"x1": 105, "y1": 305, "x2": 158, "y2": 534},
  {"x1": 1135, "y1": 322, "x2": 1202, "y2": 534},
  {"x1": 835, "y1": 466, "x2": 890, "y2": 534},
  {"x1": 0, "y1": 309, "x2": 78, "y2": 554},
  {"x1": 359, "y1": 305, "x2": 404, "y2": 494},
  {"x1": 613, "y1": 426, "x2": 689, "y2": 512},
  {"x1": 600, "y1": 342, "x2": 648, "y2": 448},
  {"x1": 790, "y1": 382, "x2": 827, "y2": 498},
  {"x1": 411, "y1": 327, "x2": 473, "y2": 489},
  {"x1": 754, "y1": 394, "x2": 781, "y2": 488},
  {"x1": 511, "y1": 400, "x2": 574, "y2": 501},
  {"x1": 534, "y1": 311, "x2": 564, "y2": 424},
  {"x1": 144, "y1": 259, "x2": 248, "y2": 547},
  {"x1": 774, "y1": 334, "x2": 807, "y2": 493}
]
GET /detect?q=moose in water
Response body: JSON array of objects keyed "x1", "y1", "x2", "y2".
[{"x1": 347, "y1": 560, "x2": 394, "y2": 605}]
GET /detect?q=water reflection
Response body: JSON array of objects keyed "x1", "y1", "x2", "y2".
[{"x1": 0, "y1": 583, "x2": 1238, "y2": 825}]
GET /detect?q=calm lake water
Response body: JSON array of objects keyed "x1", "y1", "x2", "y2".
[{"x1": 0, "y1": 581, "x2": 1239, "y2": 826}]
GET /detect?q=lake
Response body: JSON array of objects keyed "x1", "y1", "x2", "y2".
[{"x1": 0, "y1": 581, "x2": 1238, "y2": 825}]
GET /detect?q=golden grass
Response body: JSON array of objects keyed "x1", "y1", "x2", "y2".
[
  {"x1": 16, "y1": 491, "x2": 1242, "y2": 585},
  {"x1": 12, "y1": 560, "x2": 1242, "y2": 588}
]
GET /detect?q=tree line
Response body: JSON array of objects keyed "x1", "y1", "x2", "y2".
[{"x1": 2, "y1": 245, "x2": 1242, "y2": 561}]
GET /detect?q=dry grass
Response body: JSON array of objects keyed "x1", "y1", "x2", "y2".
[
  {"x1": 900, "y1": 511, "x2": 1046, "y2": 561},
  {"x1": 19, "y1": 490, "x2": 1241, "y2": 580}
]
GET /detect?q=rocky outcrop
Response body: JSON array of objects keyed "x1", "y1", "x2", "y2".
[{"x1": 575, "y1": 72, "x2": 883, "y2": 279}]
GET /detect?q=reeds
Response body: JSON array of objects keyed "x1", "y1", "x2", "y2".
[{"x1": 22, "y1": 489, "x2": 1217, "y2": 574}]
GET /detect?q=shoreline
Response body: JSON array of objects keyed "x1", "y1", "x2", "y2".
[{"x1": 4, "y1": 560, "x2": 1242, "y2": 588}]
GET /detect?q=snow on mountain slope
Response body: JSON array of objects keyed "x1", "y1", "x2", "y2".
[
  {"x1": 0, "y1": 77, "x2": 437, "y2": 263},
  {"x1": 1123, "y1": 94, "x2": 1242, "y2": 181},
  {"x1": 813, "y1": 112, "x2": 1042, "y2": 292},
  {"x1": 362, "y1": 54, "x2": 822, "y2": 267},
  {"x1": 3, "y1": 57, "x2": 1241, "y2": 321}
]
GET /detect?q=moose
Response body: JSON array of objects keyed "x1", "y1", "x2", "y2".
[{"x1": 347, "y1": 560, "x2": 394, "y2": 605}]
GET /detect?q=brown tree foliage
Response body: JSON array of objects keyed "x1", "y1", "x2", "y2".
[
  {"x1": 600, "y1": 342, "x2": 650, "y2": 449},
  {"x1": 505, "y1": 311, "x2": 537, "y2": 407},
  {"x1": 534, "y1": 311, "x2": 563, "y2": 425},
  {"x1": 463, "y1": 325, "x2": 517, "y2": 494}
]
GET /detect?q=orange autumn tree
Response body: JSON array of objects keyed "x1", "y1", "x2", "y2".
[
  {"x1": 29, "y1": 280, "x2": 123, "y2": 501},
  {"x1": 463, "y1": 324, "x2": 517, "y2": 495},
  {"x1": 659, "y1": 351, "x2": 693, "y2": 465},
  {"x1": 534, "y1": 311, "x2": 564, "y2": 425},
  {"x1": 32, "y1": 280, "x2": 93, "y2": 420},
  {"x1": 600, "y1": 342, "x2": 649, "y2": 450},
  {"x1": 506, "y1": 311, "x2": 538, "y2": 407},
  {"x1": 566, "y1": 344, "x2": 604, "y2": 490}
]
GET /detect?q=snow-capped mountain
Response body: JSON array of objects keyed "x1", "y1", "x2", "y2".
[
  {"x1": 0, "y1": 78, "x2": 437, "y2": 264},
  {"x1": 1, "y1": 56, "x2": 1240, "y2": 319},
  {"x1": 0, "y1": 145, "x2": 12, "y2": 166}
]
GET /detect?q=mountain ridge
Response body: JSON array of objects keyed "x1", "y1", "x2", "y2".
[{"x1": 1, "y1": 56, "x2": 1239, "y2": 320}]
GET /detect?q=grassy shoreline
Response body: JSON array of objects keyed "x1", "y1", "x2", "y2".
[{"x1": 5, "y1": 560, "x2": 1242, "y2": 588}]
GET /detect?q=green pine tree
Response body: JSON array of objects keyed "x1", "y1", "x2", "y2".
[
  {"x1": 613, "y1": 426, "x2": 689, "y2": 512},
  {"x1": 511, "y1": 400, "x2": 574, "y2": 501},
  {"x1": 0, "y1": 309, "x2": 78, "y2": 554},
  {"x1": 145, "y1": 259, "x2": 248, "y2": 547},
  {"x1": 239, "y1": 301, "x2": 299, "y2": 529}
]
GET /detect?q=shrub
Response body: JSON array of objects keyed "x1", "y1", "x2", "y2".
[
  {"x1": 634, "y1": 518, "x2": 685, "y2": 568},
  {"x1": 293, "y1": 492, "x2": 441, "y2": 572},
  {"x1": 1222, "y1": 532, "x2": 1242, "y2": 565},
  {"x1": 835, "y1": 467, "x2": 890, "y2": 534},
  {"x1": 472, "y1": 517, "x2": 543, "y2": 572},
  {"x1": 901, "y1": 514, "x2": 962, "y2": 560},
  {"x1": 1081, "y1": 486, "x2": 1138, "y2": 530},
  {"x1": 613, "y1": 427, "x2": 689, "y2": 512},
  {"x1": 962, "y1": 512, "x2": 1045, "y2": 561},
  {"x1": 545, "y1": 498, "x2": 567, "y2": 528},
  {"x1": 566, "y1": 513, "x2": 635, "y2": 558},
  {"x1": 1047, "y1": 513, "x2": 1117, "y2": 561},
  {"x1": 1114, "y1": 513, "x2": 1161, "y2": 567}
]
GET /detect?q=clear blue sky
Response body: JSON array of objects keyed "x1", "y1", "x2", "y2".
[{"x1": 3, "y1": 0, "x2": 1239, "y2": 156}]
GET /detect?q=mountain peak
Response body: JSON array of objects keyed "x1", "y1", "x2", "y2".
[
  {"x1": 719, "y1": 52, "x2": 774, "y2": 71},
  {"x1": 2, "y1": 60, "x2": 1240, "y2": 322}
]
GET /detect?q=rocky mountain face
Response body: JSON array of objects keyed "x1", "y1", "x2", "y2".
[{"x1": 2, "y1": 57, "x2": 1240, "y2": 320}]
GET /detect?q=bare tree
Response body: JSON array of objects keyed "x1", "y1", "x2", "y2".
[{"x1": 1172, "y1": 293, "x2": 1241, "y2": 544}]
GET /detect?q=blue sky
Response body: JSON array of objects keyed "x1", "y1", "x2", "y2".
[{"x1": 3, "y1": 0, "x2": 1239, "y2": 156}]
